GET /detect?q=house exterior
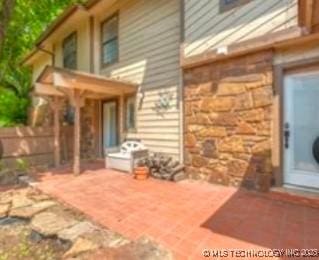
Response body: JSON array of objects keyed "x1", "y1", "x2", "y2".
[
  {"x1": 182, "y1": 0, "x2": 319, "y2": 192},
  {"x1": 23, "y1": 0, "x2": 319, "y2": 192},
  {"x1": 24, "y1": 0, "x2": 183, "y2": 168}
]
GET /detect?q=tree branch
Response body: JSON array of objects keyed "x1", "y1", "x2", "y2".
[{"x1": 0, "y1": 0, "x2": 16, "y2": 55}]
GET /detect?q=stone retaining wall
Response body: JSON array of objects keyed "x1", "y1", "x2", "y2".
[{"x1": 183, "y1": 51, "x2": 274, "y2": 191}]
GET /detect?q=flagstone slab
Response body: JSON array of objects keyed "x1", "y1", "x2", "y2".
[
  {"x1": 9, "y1": 200, "x2": 57, "y2": 219},
  {"x1": 0, "y1": 192, "x2": 13, "y2": 204},
  {"x1": 81, "y1": 229, "x2": 130, "y2": 249},
  {"x1": 63, "y1": 237, "x2": 99, "y2": 258},
  {"x1": 11, "y1": 195, "x2": 34, "y2": 209},
  {"x1": 0, "y1": 204, "x2": 10, "y2": 218},
  {"x1": 58, "y1": 221, "x2": 96, "y2": 242},
  {"x1": 31, "y1": 212, "x2": 78, "y2": 237},
  {"x1": 79, "y1": 237, "x2": 173, "y2": 260}
]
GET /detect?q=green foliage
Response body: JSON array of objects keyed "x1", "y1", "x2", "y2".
[
  {"x1": 0, "y1": 89, "x2": 29, "y2": 126},
  {"x1": 0, "y1": 0, "x2": 84, "y2": 127},
  {"x1": 0, "y1": 228, "x2": 57, "y2": 260},
  {"x1": 15, "y1": 158, "x2": 29, "y2": 172},
  {"x1": 0, "y1": 161, "x2": 4, "y2": 171}
]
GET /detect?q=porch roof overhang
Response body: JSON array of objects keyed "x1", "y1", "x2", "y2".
[
  {"x1": 34, "y1": 66, "x2": 138, "y2": 99},
  {"x1": 36, "y1": 66, "x2": 138, "y2": 176}
]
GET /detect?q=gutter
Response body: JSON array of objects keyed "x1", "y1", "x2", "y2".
[
  {"x1": 22, "y1": 0, "x2": 98, "y2": 66},
  {"x1": 21, "y1": 4, "x2": 82, "y2": 66},
  {"x1": 34, "y1": 5, "x2": 81, "y2": 47}
]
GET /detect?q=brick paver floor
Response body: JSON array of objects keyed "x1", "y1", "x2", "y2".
[{"x1": 33, "y1": 163, "x2": 319, "y2": 259}]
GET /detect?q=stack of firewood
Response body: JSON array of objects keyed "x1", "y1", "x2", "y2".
[{"x1": 138, "y1": 153, "x2": 185, "y2": 181}]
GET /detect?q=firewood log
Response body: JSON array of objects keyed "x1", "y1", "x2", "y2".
[{"x1": 171, "y1": 165, "x2": 185, "y2": 175}]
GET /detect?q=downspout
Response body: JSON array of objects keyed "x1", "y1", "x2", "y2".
[
  {"x1": 178, "y1": 0, "x2": 185, "y2": 163},
  {"x1": 36, "y1": 45, "x2": 55, "y2": 66}
]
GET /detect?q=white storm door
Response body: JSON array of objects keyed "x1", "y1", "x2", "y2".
[
  {"x1": 284, "y1": 71, "x2": 319, "y2": 190},
  {"x1": 103, "y1": 101, "x2": 118, "y2": 149}
]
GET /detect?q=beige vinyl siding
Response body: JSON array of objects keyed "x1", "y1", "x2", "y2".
[
  {"x1": 31, "y1": 12, "x2": 91, "y2": 83},
  {"x1": 184, "y1": 0, "x2": 298, "y2": 58},
  {"x1": 94, "y1": 0, "x2": 181, "y2": 157},
  {"x1": 54, "y1": 18, "x2": 90, "y2": 72},
  {"x1": 32, "y1": 54, "x2": 52, "y2": 83}
]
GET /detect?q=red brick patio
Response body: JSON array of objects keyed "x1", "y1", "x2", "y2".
[{"x1": 33, "y1": 163, "x2": 319, "y2": 259}]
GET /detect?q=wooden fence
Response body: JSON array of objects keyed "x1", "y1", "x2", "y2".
[{"x1": 0, "y1": 126, "x2": 73, "y2": 169}]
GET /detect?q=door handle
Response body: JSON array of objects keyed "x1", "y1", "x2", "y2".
[{"x1": 284, "y1": 123, "x2": 290, "y2": 149}]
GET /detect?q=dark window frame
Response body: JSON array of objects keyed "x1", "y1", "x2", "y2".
[
  {"x1": 219, "y1": 0, "x2": 252, "y2": 13},
  {"x1": 102, "y1": 98, "x2": 120, "y2": 150},
  {"x1": 62, "y1": 31, "x2": 77, "y2": 70},
  {"x1": 101, "y1": 12, "x2": 119, "y2": 68},
  {"x1": 124, "y1": 95, "x2": 136, "y2": 132}
]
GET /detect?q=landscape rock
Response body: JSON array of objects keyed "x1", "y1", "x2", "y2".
[
  {"x1": 135, "y1": 237, "x2": 173, "y2": 260},
  {"x1": 31, "y1": 212, "x2": 78, "y2": 237},
  {"x1": 63, "y1": 237, "x2": 99, "y2": 258},
  {"x1": 31, "y1": 193, "x2": 52, "y2": 202},
  {"x1": 173, "y1": 172, "x2": 187, "y2": 182},
  {"x1": 18, "y1": 176, "x2": 34, "y2": 186},
  {"x1": 0, "y1": 203, "x2": 10, "y2": 218},
  {"x1": 9, "y1": 200, "x2": 56, "y2": 219},
  {"x1": 58, "y1": 221, "x2": 96, "y2": 242},
  {"x1": 0, "y1": 169, "x2": 19, "y2": 185},
  {"x1": 0, "y1": 192, "x2": 13, "y2": 204},
  {"x1": 0, "y1": 217, "x2": 27, "y2": 226},
  {"x1": 81, "y1": 229, "x2": 129, "y2": 248},
  {"x1": 11, "y1": 195, "x2": 34, "y2": 209},
  {"x1": 29, "y1": 230, "x2": 44, "y2": 243},
  {"x1": 93, "y1": 237, "x2": 173, "y2": 260}
]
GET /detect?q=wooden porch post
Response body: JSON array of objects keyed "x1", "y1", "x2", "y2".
[
  {"x1": 74, "y1": 100, "x2": 81, "y2": 175},
  {"x1": 71, "y1": 90, "x2": 85, "y2": 175},
  {"x1": 50, "y1": 96, "x2": 64, "y2": 168},
  {"x1": 119, "y1": 95, "x2": 124, "y2": 143}
]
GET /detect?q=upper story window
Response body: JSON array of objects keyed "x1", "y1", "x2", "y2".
[
  {"x1": 219, "y1": 0, "x2": 251, "y2": 13},
  {"x1": 63, "y1": 32, "x2": 77, "y2": 70},
  {"x1": 125, "y1": 96, "x2": 136, "y2": 131},
  {"x1": 101, "y1": 13, "x2": 119, "y2": 67}
]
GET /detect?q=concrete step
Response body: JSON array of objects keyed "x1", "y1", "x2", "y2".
[{"x1": 267, "y1": 187, "x2": 319, "y2": 209}]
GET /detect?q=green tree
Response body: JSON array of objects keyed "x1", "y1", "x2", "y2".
[
  {"x1": 0, "y1": 0, "x2": 83, "y2": 127},
  {"x1": 0, "y1": 0, "x2": 16, "y2": 54}
]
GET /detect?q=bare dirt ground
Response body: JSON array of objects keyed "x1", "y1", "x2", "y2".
[{"x1": 0, "y1": 222, "x2": 66, "y2": 260}]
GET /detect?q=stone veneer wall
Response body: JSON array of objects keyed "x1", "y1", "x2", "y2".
[
  {"x1": 80, "y1": 99, "x2": 98, "y2": 159},
  {"x1": 183, "y1": 51, "x2": 274, "y2": 191}
]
